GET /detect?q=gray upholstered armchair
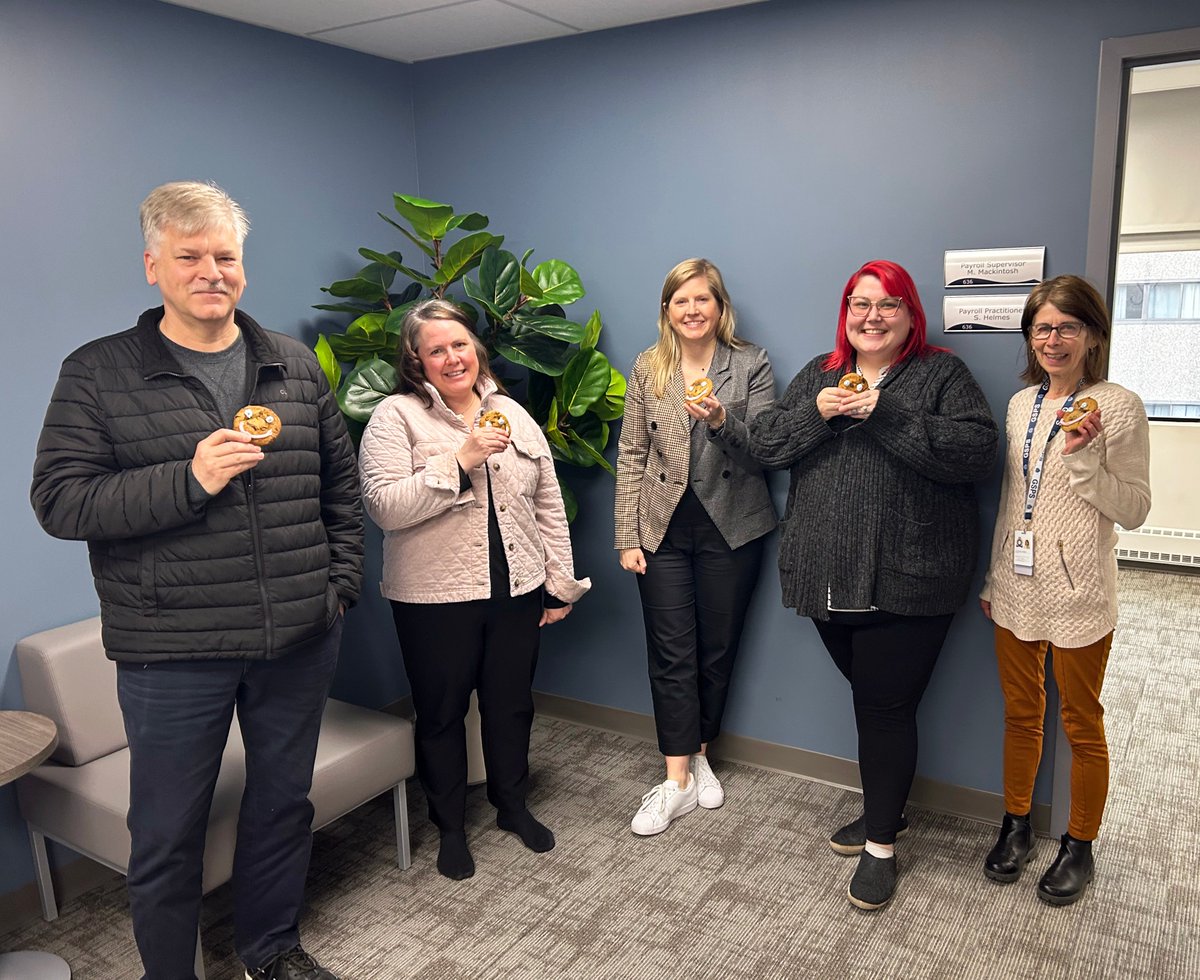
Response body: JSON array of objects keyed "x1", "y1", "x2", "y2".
[{"x1": 14, "y1": 617, "x2": 414, "y2": 980}]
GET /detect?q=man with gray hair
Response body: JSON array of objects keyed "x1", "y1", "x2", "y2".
[{"x1": 32, "y1": 181, "x2": 363, "y2": 980}]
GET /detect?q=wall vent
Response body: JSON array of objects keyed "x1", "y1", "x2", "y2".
[{"x1": 1116, "y1": 525, "x2": 1200, "y2": 568}]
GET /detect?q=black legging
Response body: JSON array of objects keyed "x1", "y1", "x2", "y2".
[{"x1": 813, "y1": 612, "x2": 954, "y2": 844}]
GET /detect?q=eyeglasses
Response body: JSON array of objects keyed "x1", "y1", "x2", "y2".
[
  {"x1": 847, "y1": 297, "x2": 903, "y2": 318},
  {"x1": 1030, "y1": 322, "x2": 1085, "y2": 340}
]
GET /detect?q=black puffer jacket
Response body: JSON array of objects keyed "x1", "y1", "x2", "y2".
[{"x1": 31, "y1": 307, "x2": 363, "y2": 663}]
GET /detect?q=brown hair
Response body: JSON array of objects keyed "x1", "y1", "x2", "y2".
[
  {"x1": 1019, "y1": 275, "x2": 1110, "y2": 385},
  {"x1": 393, "y1": 299, "x2": 506, "y2": 407}
]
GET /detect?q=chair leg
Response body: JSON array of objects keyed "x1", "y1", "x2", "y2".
[
  {"x1": 195, "y1": 926, "x2": 206, "y2": 980},
  {"x1": 394, "y1": 781, "x2": 412, "y2": 871},
  {"x1": 27, "y1": 827, "x2": 59, "y2": 921}
]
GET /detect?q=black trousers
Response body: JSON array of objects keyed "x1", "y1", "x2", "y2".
[
  {"x1": 638, "y1": 503, "x2": 765, "y2": 756},
  {"x1": 813, "y1": 612, "x2": 953, "y2": 845},
  {"x1": 116, "y1": 617, "x2": 341, "y2": 979},
  {"x1": 391, "y1": 589, "x2": 542, "y2": 831}
]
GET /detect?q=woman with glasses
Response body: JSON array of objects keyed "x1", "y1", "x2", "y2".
[
  {"x1": 615, "y1": 258, "x2": 777, "y2": 837},
  {"x1": 979, "y1": 275, "x2": 1149, "y2": 906},
  {"x1": 711, "y1": 259, "x2": 997, "y2": 909}
]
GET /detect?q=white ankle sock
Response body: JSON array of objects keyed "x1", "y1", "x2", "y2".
[{"x1": 864, "y1": 840, "x2": 894, "y2": 859}]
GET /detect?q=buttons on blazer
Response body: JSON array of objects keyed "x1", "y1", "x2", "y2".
[
  {"x1": 650, "y1": 421, "x2": 657, "y2": 430},
  {"x1": 659, "y1": 473, "x2": 666, "y2": 482}
]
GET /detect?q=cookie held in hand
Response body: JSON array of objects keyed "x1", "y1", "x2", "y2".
[
  {"x1": 477, "y1": 410, "x2": 511, "y2": 434},
  {"x1": 684, "y1": 378, "x2": 714, "y2": 404},
  {"x1": 1060, "y1": 396, "x2": 1098, "y2": 432},
  {"x1": 233, "y1": 405, "x2": 282, "y2": 445},
  {"x1": 839, "y1": 373, "x2": 868, "y2": 393}
]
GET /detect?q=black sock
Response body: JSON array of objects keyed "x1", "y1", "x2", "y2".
[
  {"x1": 437, "y1": 830, "x2": 475, "y2": 880},
  {"x1": 497, "y1": 808, "x2": 555, "y2": 852}
]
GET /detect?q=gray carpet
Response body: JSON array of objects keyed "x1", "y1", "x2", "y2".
[{"x1": 3, "y1": 569, "x2": 1198, "y2": 978}]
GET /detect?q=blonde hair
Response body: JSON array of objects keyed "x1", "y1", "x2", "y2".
[
  {"x1": 140, "y1": 181, "x2": 250, "y2": 255},
  {"x1": 646, "y1": 258, "x2": 741, "y2": 397}
]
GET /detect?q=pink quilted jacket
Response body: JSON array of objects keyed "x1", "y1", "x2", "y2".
[{"x1": 359, "y1": 380, "x2": 590, "y2": 605}]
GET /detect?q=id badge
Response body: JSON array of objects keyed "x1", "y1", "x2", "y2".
[{"x1": 1013, "y1": 530, "x2": 1034, "y2": 576}]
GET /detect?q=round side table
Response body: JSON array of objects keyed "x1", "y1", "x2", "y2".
[{"x1": 0, "y1": 711, "x2": 71, "y2": 979}]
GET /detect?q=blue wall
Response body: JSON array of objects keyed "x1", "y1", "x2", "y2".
[
  {"x1": 0, "y1": 0, "x2": 420, "y2": 897},
  {"x1": 3, "y1": 0, "x2": 1198, "y2": 902},
  {"x1": 407, "y1": 0, "x2": 1198, "y2": 790}
]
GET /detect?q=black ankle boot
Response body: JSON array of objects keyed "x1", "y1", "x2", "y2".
[
  {"x1": 983, "y1": 812, "x2": 1036, "y2": 883},
  {"x1": 1037, "y1": 833, "x2": 1094, "y2": 906}
]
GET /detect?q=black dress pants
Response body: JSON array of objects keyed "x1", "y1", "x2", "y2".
[
  {"x1": 391, "y1": 589, "x2": 542, "y2": 831},
  {"x1": 638, "y1": 500, "x2": 764, "y2": 756},
  {"x1": 813, "y1": 611, "x2": 953, "y2": 845}
]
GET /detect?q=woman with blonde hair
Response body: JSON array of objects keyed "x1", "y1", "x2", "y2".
[{"x1": 615, "y1": 258, "x2": 777, "y2": 836}]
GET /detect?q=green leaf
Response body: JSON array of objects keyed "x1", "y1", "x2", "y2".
[
  {"x1": 532, "y1": 259, "x2": 585, "y2": 307},
  {"x1": 384, "y1": 302, "x2": 419, "y2": 335},
  {"x1": 467, "y1": 247, "x2": 521, "y2": 318},
  {"x1": 557, "y1": 478, "x2": 578, "y2": 523},
  {"x1": 590, "y1": 367, "x2": 627, "y2": 421},
  {"x1": 563, "y1": 428, "x2": 616, "y2": 474},
  {"x1": 396, "y1": 281, "x2": 424, "y2": 304},
  {"x1": 520, "y1": 248, "x2": 535, "y2": 268},
  {"x1": 393, "y1": 194, "x2": 455, "y2": 241},
  {"x1": 560, "y1": 349, "x2": 612, "y2": 417},
  {"x1": 519, "y1": 266, "x2": 544, "y2": 304},
  {"x1": 377, "y1": 213, "x2": 436, "y2": 259},
  {"x1": 357, "y1": 248, "x2": 405, "y2": 271},
  {"x1": 559, "y1": 413, "x2": 615, "y2": 474},
  {"x1": 323, "y1": 259, "x2": 397, "y2": 301},
  {"x1": 494, "y1": 333, "x2": 574, "y2": 376},
  {"x1": 338, "y1": 357, "x2": 397, "y2": 423},
  {"x1": 326, "y1": 332, "x2": 393, "y2": 362},
  {"x1": 435, "y1": 232, "x2": 503, "y2": 285},
  {"x1": 346, "y1": 312, "x2": 388, "y2": 339},
  {"x1": 314, "y1": 335, "x2": 341, "y2": 395},
  {"x1": 312, "y1": 302, "x2": 380, "y2": 314},
  {"x1": 581, "y1": 309, "x2": 602, "y2": 351},
  {"x1": 511, "y1": 314, "x2": 585, "y2": 343},
  {"x1": 447, "y1": 211, "x2": 489, "y2": 232}
]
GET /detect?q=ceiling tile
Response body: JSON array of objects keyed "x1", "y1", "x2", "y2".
[
  {"x1": 512, "y1": 0, "x2": 766, "y2": 32},
  {"x1": 160, "y1": 1, "x2": 461, "y2": 37},
  {"x1": 313, "y1": 0, "x2": 576, "y2": 62}
]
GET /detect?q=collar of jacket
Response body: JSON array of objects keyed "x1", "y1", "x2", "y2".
[
  {"x1": 421, "y1": 375, "x2": 499, "y2": 426},
  {"x1": 137, "y1": 306, "x2": 287, "y2": 380}
]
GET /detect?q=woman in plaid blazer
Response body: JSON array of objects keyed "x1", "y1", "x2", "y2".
[{"x1": 615, "y1": 258, "x2": 777, "y2": 837}]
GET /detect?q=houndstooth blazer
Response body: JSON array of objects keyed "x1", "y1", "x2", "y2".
[{"x1": 614, "y1": 340, "x2": 778, "y2": 553}]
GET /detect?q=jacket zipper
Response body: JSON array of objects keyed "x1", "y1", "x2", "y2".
[
  {"x1": 1057, "y1": 540, "x2": 1075, "y2": 590},
  {"x1": 245, "y1": 361, "x2": 279, "y2": 656}
]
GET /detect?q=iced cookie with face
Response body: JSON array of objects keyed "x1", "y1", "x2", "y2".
[
  {"x1": 477, "y1": 409, "x2": 511, "y2": 434},
  {"x1": 233, "y1": 405, "x2": 282, "y2": 445},
  {"x1": 1060, "y1": 396, "x2": 1098, "y2": 432},
  {"x1": 839, "y1": 372, "x2": 868, "y2": 393},
  {"x1": 684, "y1": 377, "x2": 714, "y2": 404}
]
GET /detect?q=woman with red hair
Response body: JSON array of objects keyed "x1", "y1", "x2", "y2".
[{"x1": 714, "y1": 260, "x2": 997, "y2": 909}]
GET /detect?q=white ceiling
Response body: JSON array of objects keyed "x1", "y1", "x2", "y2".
[{"x1": 158, "y1": 0, "x2": 768, "y2": 63}]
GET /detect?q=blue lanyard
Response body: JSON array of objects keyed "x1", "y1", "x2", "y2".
[{"x1": 1021, "y1": 379, "x2": 1077, "y2": 521}]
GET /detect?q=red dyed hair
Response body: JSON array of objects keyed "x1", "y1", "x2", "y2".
[{"x1": 822, "y1": 259, "x2": 949, "y2": 374}]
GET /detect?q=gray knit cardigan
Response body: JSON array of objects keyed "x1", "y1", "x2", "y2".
[{"x1": 724, "y1": 350, "x2": 998, "y2": 620}]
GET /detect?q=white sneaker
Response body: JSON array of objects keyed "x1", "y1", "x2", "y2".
[
  {"x1": 691, "y1": 754, "x2": 724, "y2": 809},
  {"x1": 630, "y1": 776, "x2": 698, "y2": 836}
]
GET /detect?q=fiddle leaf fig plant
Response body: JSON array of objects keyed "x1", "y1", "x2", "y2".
[{"x1": 313, "y1": 194, "x2": 626, "y2": 521}]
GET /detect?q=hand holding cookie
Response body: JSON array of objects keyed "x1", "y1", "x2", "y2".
[
  {"x1": 191, "y1": 428, "x2": 264, "y2": 495},
  {"x1": 1060, "y1": 401, "x2": 1102, "y2": 455},
  {"x1": 457, "y1": 411, "x2": 511, "y2": 470}
]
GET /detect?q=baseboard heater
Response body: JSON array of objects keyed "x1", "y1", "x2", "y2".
[{"x1": 1116, "y1": 525, "x2": 1200, "y2": 568}]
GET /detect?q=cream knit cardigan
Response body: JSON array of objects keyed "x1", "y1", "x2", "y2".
[{"x1": 981, "y1": 380, "x2": 1150, "y2": 647}]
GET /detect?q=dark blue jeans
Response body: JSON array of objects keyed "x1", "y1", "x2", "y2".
[{"x1": 116, "y1": 617, "x2": 341, "y2": 980}]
